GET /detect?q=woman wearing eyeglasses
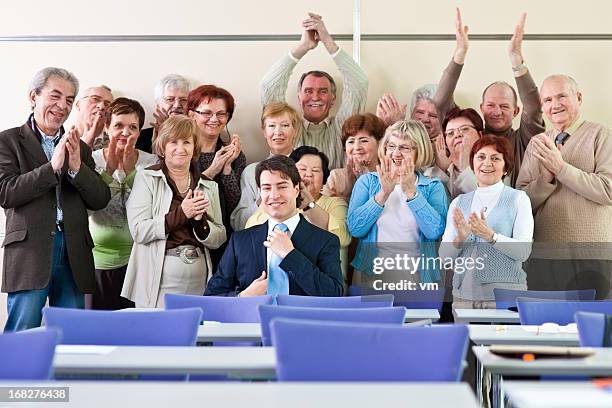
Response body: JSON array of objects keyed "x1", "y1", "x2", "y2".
[
  {"x1": 426, "y1": 108, "x2": 484, "y2": 200},
  {"x1": 347, "y1": 120, "x2": 448, "y2": 288},
  {"x1": 188, "y1": 85, "x2": 246, "y2": 267},
  {"x1": 440, "y1": 135, "x2": 533, "y2": 310}
]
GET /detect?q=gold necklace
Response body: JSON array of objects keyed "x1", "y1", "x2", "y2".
[{"x1": 178, "y1": 173, "x2": 191, "y2": 195}]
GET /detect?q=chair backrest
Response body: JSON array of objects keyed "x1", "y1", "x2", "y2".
[
  {"x1": 348, "y1": 285, "x2": 444, "y2": 311},
  {"x1": 575, "y1": 311, "x2": 607, "y2": 347},
  {"x1": 276, "y1": 294, "x2": 394, "y2": 308},
  {"x1": 517, "y1": 300, "x2": 612, "y2": 325},
  {"x1": 0, "y1": 329, "x2": 59, "y2": 380},
  {"x1": 165, "y1": 294, "x2": 273, "y2": 322},
  {"x1": 258, "y1": 305, "x2": 406, "y2": 346},
  {"x1": 43, "y1": 307, "x2": 201, "y2": 346},
  {"x1": 494, "y1": 288, "x2": 596, "y2": 310},
  {"x1": 272, "y1": 319, "x2": 468, "y2": 381}
]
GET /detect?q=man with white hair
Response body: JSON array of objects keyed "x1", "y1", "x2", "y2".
[
  {"x1": 0, "y1": 67, "x2": 110, "y2": 332},
  {"x1": 74, "y1": 85, "x2": 114, "y2": 150},
  {"x1": 517, "y1": 74, "x2": 612, "y2": 299},
  {"x1": 136, "y1": 74, "x2": 191, "y2": 153}
]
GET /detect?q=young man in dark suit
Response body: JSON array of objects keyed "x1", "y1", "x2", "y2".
[{"x1": 205, "y1": 155, "x2": 343, "y2": 297}]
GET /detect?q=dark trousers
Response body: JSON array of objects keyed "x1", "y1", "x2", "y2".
[{"x1": 85, "y1": 265, "x2": 135, "y2": 310}]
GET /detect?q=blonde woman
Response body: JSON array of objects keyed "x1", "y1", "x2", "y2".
[
  {"x1": 347, "y1": 120, "x2": 448, "y2": 288},
  {"x1": 122, "y1": 116, "x2": 226, "y2": 308}
]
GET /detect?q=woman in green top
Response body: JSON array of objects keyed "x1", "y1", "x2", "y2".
[{"x1": 86, "y1": 98, "x2": 158, "y2": 309}]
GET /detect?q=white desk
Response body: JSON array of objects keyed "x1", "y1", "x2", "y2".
[
  {"x1": 0, "y1": 382, "x2": 479, "y2": 408},
  {"x1": 474, "y1": 346, "x2": 612, "y2": 408},
  {"x1": 195, "y1": 311, "x2": 439, "y2": 343},
  {"x1": 405, "y1": 308, "x2": 439, "y2": 322},
  {"x1": 503, "y1": 381, "x2": 612, "y2": 408},
  {"x1": 454, "y1": 309, "x2": 519, "y2": 324},
  {"x1": 468, "y1": 325, "x2": 580, "y2": 346},
  {"x1": 53, "y1": 346, "x2": 276, "y2": 377},
  {"x1": 197, "y1": 322, "x2": 262, "y2": 343}
]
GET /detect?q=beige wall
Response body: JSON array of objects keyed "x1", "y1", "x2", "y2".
[{"x1": 1, "y1": 0, "x2": 612, "y2": 328}]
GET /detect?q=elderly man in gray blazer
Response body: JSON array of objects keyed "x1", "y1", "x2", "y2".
[{"x1": 0, "y1": 67, "x2": 111, "y2": 332}]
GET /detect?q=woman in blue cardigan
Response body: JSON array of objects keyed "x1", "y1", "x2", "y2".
[{"x1": 348, "y1": 120, "x2": 448, "y2": 288}]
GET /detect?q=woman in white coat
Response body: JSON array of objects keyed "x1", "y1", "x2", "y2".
[{"x1": 122, "y1": 116, "x2": 226, "y2": 308}]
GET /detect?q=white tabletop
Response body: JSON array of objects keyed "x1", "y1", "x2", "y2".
[
  {"x1": 454, "y1": 309, "x2": 519, "y2": 324},
  {"x1": 468, "y1": 324, "x2": 580, "y2": 346},
  {"x1": 197, "y1": 322, "x2": 262, "y2": 342},
  {"x1": 473, "y1": 346, "x2": 612, "y2": 377},
  {"x1": 404, "y1": 308, "x2": 440, "y2": 322},
  {"x1": 195, "y1": 311, "x2": 439, "y2": 343},
  {"x1": 0, "y1": 382, "x2": 479, "y2": 408},
  {"x1": 503, "y1": 381, "x2": 612, "y2": 408},
  {"x1": 53, "y1": 346, "x2": 276, "y2": 377}
]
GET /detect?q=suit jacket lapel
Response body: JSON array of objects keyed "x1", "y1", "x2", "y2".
[
  {"x1": 19, "y1": 124, "x2": 50, "y2": 167},
  {"x1": 291, "y1": 215, "x2": 313, "y2": 252},
  {"x1": 251, "y1": 221, "x2": 268, "y2": 273}
]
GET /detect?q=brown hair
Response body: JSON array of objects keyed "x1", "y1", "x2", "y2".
[
  {"x1": 341, "y1": 113, "x2": 386, "y2": 145},
  {"x1": 442, "y1": 107, "x2": 484, "y2": 134},
  {"x1": 107, "y1": 97, "x2": 145, "y2": 130},
  {"x1": 255, "y1": 155, "x2": 302, "y2": 207},
  {"x1": 153, "y1": 115, "x2": 202, "y2": 159},
  {"x1": 469, "y1": 134, "x2": 514, "y2": 174}
]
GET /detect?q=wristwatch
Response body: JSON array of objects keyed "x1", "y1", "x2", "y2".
[
  {"x1": 303, "y1": 201, "x2": 316, "y2": 212},
  {"x1": 489, "y1": 233, "x2": 498, "y2": 244}
]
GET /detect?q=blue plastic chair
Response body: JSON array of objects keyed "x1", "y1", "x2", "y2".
[
  {"x1": 0, "y1": 329, "x2": 59, "y2": 380},
  {"x1": 165, "y1": 294, "x2": 273, "y2": 323},
  {"x1": 271, "y1": 318, "x2": 468, "y2": 381},
  {"x1": 348, "y1": 285, "x2": 444, "y2": 311},
  {"x1": 517, "y1": 300, "x2": 612, "y2": 325},
  {"x1": 575, "y1": 311, "x2": 609, "y2": 347},
  {"x1": 258, "y1": 305, "x2": 406, "y2": 346},
  {"x1": 494, "y1": 288, "x2": 596, "y2": 310},
  {"x1": 276, "y1": 294, "x2": 394, "y2": 308},
  {"x1": 43, "y1": 307, "x2": 201, "y2": 346}
]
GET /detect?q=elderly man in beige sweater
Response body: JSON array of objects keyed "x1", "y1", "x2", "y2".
[{"x1": 517, "y1": 74, "x2": 612, "y2": 299}]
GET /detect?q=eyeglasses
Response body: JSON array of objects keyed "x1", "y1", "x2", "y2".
[
  {"x1": 163, "y1": 96, "x2": 188, "y2": 105},
  {"x1": 82, "y1": 95, "x2": 111, "y2": 108},
  {"x1": 385, "y1": 144, "x2": 415, "y2": 154},
  {"x1": 191, "y1": 109, "x2": 228, "y2": 120},
  {"x1": 445, "y1": 125, "x2": 476, "y2": 138}
]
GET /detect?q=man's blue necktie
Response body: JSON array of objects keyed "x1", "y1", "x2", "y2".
[
  {"x1": 267, "y1": 223, "x2": 290, "y2": 296},
  {"x1": 555, "y1": 132, "x2": 570, "y2": 147}
]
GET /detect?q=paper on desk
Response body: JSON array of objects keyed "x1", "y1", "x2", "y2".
[
  {"x1": 55, "y1": 345, "x2": 117, "y2": 354},
  {"x1": 520, "y1": 324, "x2": 578, "y2": 334}
]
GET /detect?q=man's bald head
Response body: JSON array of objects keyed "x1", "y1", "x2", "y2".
[{"x1": 480, "y1": 81, "x2": 520, "y2": 133}]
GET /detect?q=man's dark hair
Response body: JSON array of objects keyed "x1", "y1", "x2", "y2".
[
  {"x1": 255, "y1": 155, "x2": 302, "y2": 207},
  {"x1": 297, "y1": 70, "x2": 337, "y2": 96},
  {"x1": 289, "y1": 146, "x2": 331, "y2": 184}
]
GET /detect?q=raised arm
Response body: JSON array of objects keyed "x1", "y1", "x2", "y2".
[
  {"x1": 306, "y1": 13, "x2": 368, "y2": 124},
  {"x1": 260, "y1": 15, "x2": 318, "y2": 105},
  {"x1": 509, "y1": 13, "x2": 545, "y2": 140},
  {"x1": 433, "y1": 8, "x2": 468, "y2": 121}
]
